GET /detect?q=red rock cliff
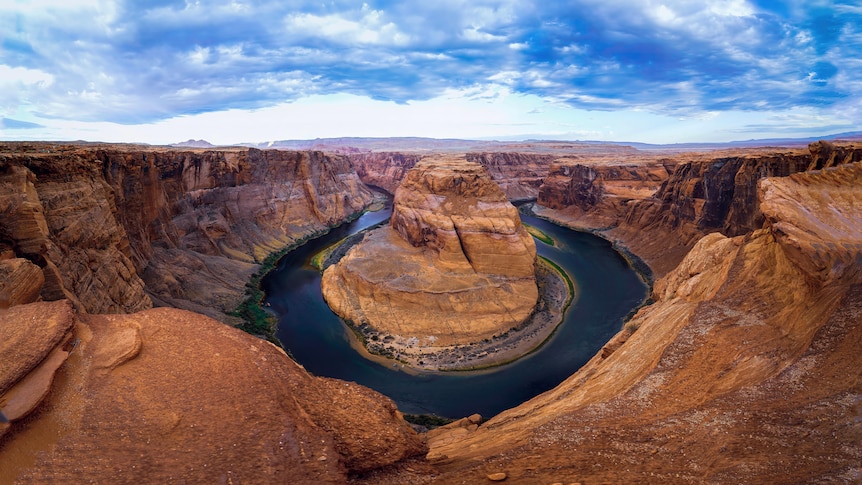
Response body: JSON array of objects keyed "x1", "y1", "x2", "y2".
[
  {"x1": 0, "y1": 143, "x2": 374, "y2": 321},
  {"x1": 535, "y1": 143, "x2": 860, "y2": 276}
]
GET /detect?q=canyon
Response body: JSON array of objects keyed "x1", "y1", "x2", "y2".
[{"x1": 1, "y1": 140, "x2": 860, "y2": 483}]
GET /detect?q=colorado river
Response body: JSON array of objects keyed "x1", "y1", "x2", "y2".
[{"x1": 262, "y1": 199, "x2": 648, "y2": 418}]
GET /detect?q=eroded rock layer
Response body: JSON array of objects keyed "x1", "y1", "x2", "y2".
[
  {"x1": 323, "y1": 158, "x2": 538, "y2": 346},
  {"x1": 0, "y1": 303, "x2": 424, "y2": 483},
  {"x1": 0, "y1": 143, "x2": 374, "y2": 321}
]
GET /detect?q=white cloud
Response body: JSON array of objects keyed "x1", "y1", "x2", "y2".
[
  {"x1": 284, "y1": 10, "x2": 410, "y2": 46},
  {"x1": 0, "y1": 65, "x2": 55, "y2": 87}
]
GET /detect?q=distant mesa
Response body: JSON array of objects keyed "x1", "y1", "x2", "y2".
[
  {"x1": 172, "y1": 139, "x2": 215, "y2": 148},
  {"x1": 322, "y1": 157, "x2": 539, "y2": 353}
]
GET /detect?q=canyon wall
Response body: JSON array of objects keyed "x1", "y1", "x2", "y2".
[
  {"x1": 465, "y1": 152, "x2": 556, "y2": 201},
  {"x1": 538, "y1": 159, "x2": 674, "y2": 228},
  {"x1": 535, "y1": 144, "x2": 855, "y2": 276},
  {"x1": 414, "y1": 159, "x2": 862, "y2": 484},
  {"x1": 349, "y1": 151, "x2": 556, "y2": 200},
  {"x1": 0, "y1": 144, "x2": 374, "y2": 321}
]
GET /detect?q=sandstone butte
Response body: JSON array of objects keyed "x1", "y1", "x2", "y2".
[
  {"x1": 322, "y1": 157, "x2": 539, "y2": 347},
  {"x1": 1, "y1": 140, "x2": 861, "y2": 483}
]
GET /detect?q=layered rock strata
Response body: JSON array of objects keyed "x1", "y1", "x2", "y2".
[
  {"x1": 535, "y1": 143, "x2": 859, "y2": 277},
  {"x1": 385, "y1": 161, "x2": 862, "y2": 484},
  {"x1": 0, "y1": 301, "x2": 424, "y2": 483},
  {"x1": 538, "y1": 159, "x2": 673, "y2": 228},
  {"x1": 323, "y1": 158, "x2": 538, "y2": 349},
  {"x1": 0, "y1": 143, "x2": 374, "y2": 321},
  {"x1": 465, "y1": 152, "x2": 556, "y2": 201}
]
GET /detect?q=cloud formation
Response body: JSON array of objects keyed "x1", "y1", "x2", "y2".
[{"x1": 0, "y1": 0, "x2": 859, "y2": 142}]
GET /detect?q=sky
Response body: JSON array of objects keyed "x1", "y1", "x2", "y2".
[{"x1": 0, "y1": 0, "x2": 860, "y2": 145}]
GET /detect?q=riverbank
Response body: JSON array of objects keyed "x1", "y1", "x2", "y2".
[
  {"x1": 523, "y1": 202, "x2": 655, "y2": 289},
  {"x1": 341, "y1": 256, "x2": 574, "y2": 372},
  {"x1": 231, "y1": 191, "x2": 389, "y2": 343}
]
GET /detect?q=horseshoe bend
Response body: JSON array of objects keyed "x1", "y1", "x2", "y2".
[
  {"x1": 1, "y1": 140, "x2": 861, "y2": 483},
  {"x1": 321, "y1": 157, "x2": 573, "y2": 370}
]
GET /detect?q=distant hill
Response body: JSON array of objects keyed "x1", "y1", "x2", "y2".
[
  {"x1": 188, "y1": 131, "x2": 862, "y2": 153},
  {"x1": 172, "y1": 139, "x2": 215, "y2": 148}
]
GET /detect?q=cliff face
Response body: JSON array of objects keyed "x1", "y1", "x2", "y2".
[
  {"x1": 349, "y1": 151, "x2": 556, "y2": 201},
  {"x1": 415, "y1": 161, "x2": 862, "y2": 484},
  {"x1": 534, "y1": 145, "x2": 855, "y2": 277},
  {"x1": 465, "y1": 152, "x2": 556, "y2": 201},
  {"x1": 322, "y1": 158, "x2": 538, "y2": 347},
  {"x1": 99, "y1": 148, "x2": 374, "y2": 319},
  {"x1": 0, "y1": 154, "x2": 151, "y2": 313},
  {"x1": 349, "y1": 152, "x2": 423, "y2": 194},
  {"x1": 538, "y1": 160, "x2": 673, "y2": 228},
  {"x1": 0, "y1": 302, "x2": 424, "y2": 483},
  {"x1": 0, "y1": 144, "x2": 374, "y2": 321}
]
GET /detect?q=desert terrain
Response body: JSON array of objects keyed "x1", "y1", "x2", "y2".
[{"x1": 1, "y1": 139, "x2": 860, "y2": 483}]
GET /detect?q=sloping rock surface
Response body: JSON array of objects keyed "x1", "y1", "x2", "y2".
[{"x1": 0, "y1": 305, "x2": 424, "y2": 483}]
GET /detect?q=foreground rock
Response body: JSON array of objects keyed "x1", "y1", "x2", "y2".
[
  {"x1": 0, "y1": 303, "x2": 424, "y2": 483},
  {"x1": 323, "y1": 158, "x2": 538, "y2": 351}
]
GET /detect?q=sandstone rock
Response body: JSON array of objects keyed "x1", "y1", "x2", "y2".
[
  {"x1": 414, "y1": 158, "x2": 862, "y2": 484},
  {"x1": 0, "y1": 258, "x2": 44, "y2": 309},
  {"x1": 537, "y1": 159, "x2": 672, "y2": 229},
  {"x1": 350, "y1": 152, "x2": 422, "y2": 193},
  {"x1": 487, "y1": 471, "x2": 507, "y2": 481},
  {"x1": 0, "y1": 305, "x2": 424, "y2": 483},
  {"x1": 350, "y1": 151, "x2": 557, "y2": 200},
  {"x1": 323, "y1": 158, "x2": 538, "y2": 346},
  {"x1": 466, "y1": 152, "x2": 556, "y2": 200},
  {"x1": 0, "y1": 300, "x2": 75, "y2": 395},
  {"x1": 0, "y1": 143, "x2": 374, "y2": 322}
]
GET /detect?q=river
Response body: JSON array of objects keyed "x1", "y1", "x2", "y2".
[{"x1": 262, "y1": 200, "x2": 648, "y2": 418}]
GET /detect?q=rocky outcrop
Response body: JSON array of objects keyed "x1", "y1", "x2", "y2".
[
  {"x1": 0, "y1": 302, "x2": 424, "y2": 483},
  {"x1": 409, "y1": 161, "x2": 862, "y2": 484},
  {"x1": 322, "y1": 158, "x2": 538, "y2": 348},
  {"x1": 0, "y1": 257, "x2": 44, "y2": 309},
  {"x1": 0, "y1": 143, "x2": 374, "y2": 321},
  {"x1": 534, "y1": 146, "x2": 861, "y2": 277},
  {"x1": 807, "y1": 139, "x2": 862, "y2": 170}
]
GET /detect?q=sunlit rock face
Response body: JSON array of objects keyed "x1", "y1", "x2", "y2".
[{"x1": 323, "y1": 158, "x2": 538, "y2": 346}]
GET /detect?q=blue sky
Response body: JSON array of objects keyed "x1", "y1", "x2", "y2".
[{"x1": 0, "y1": 0, "x2": 859, "y2": 144}]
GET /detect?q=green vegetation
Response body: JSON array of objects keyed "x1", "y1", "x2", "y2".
[
  {"x1": 230, "y1": 243, "x2": 300, "y2": 346},
  {"x1": 403, "y1": 413, "x2": 455, "y2": 429},
  {"x1": 539, "y1": 255, "x2": 575, "y2": 309},
  {"x1": 523, "y1": 223, "x2": 555, "y2": 246},
  {"x1": 625, "y1": 321, "x2": 641, "y2": 333},
  {"x1": 310, "y1": 237, "x2": 347, "y2": 270}
]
